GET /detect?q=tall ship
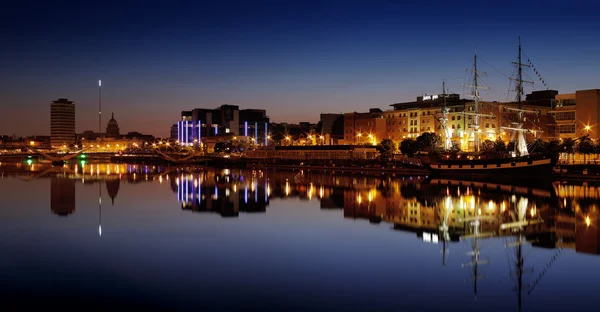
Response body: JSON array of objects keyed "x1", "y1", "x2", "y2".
[{"x1": 420, "y1": 38, "x2": 558, "y2": 179}]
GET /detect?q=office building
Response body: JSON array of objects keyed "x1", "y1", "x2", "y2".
[
  {"x1": 550, "y1": 89, "x2": 600, "y2": 139},
  {"x1": 177, "y1": 105, "x2": 270, "y2": 146},
  {"x1": 50, "y1": 98, "x2": 75, "y2": 149}
]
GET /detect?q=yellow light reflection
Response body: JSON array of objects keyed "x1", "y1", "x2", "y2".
[{"x1": 285, "y1": 180, "x2": 290, "y2": 196}]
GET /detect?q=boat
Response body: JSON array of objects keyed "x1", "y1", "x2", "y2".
[{"x1": 420, "y1": 38, "x2": 558, "y2": 178}]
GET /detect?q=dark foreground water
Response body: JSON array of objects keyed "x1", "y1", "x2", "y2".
[{"x1": 1, "y1": 162, "x2": 599, "y2": 311}]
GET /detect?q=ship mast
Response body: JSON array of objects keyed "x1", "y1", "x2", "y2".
[
  {"x1": 473, "y1": 52, "x2": 481, "y2": 152},
  {"x1": 463, "y1": 49, "x2": 489, "y2": 152},
  {"x1": 509, "y1": 37, "x2": 533, "y2": 156},
  {"x1": 441, "y1": 81, "x2": 452, "y2": 151}
]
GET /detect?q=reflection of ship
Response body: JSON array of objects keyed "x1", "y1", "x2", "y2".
[
  {"x1": 501, "y1": 193, "x2": 545, "y2": 312},
  {"x1": 424, "y1": 178, "x2": 556, "y2": 200},
  {"x1": 460, "y1": 205, "x2": 493, "y2": 300},
  {"x1": 420, "y1": 38, "x2": 558, "y2": 179}
]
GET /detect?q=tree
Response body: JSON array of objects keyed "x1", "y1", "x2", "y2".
[
  {"x1": 544, "y1": 139, "x2": 561, "y2": 154},
  {"x1": 399, "y1": 138, "x2": 419, "y2": 156},
  {"x1": 214, "y1": 141, "x2": 231, "y2": 153},
  {"x1": 376, "y1": 139, "x2": 396, "y2": 161},
  {"x1": 506, "y1": 141, "x2": 516, "y2": 154},
  {"x1": 494, "y1": 138, "x2": 507, "y2": 156},
  {"x1": 415, "y1": 132, "x2": 440, "y2": 152},
  {"x1": 481, "y1": 140, "x2": 494, "y2": 153},
  {"x1": 577, "y1": 135, "x2": 595, "y2": 163}
]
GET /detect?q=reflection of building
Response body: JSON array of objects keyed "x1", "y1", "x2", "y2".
[
  {"x1": 576, "y1": 211, "x2": 600, "y2": 254},
  {"x1": 175, "y1": 170, "x2": 269, "y2": 217},
  {"x1": 51, "y1": 177, "x2": 75, "y2": 216},
  {"x1": 50, "y1": 98, "x2": 76, "y2": 148}
]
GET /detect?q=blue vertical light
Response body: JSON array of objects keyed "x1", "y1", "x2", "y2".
[
  {"x1": 178, "y1": 121, "x2": 181, "y2": 143},
  {"x1": 185, "y1": 121, "x2": 189, "y2": 144},
  {"x1": 198, "y1": 120, "x2": 201, "y2": 144},
  {"x1": 265, "y1": 122, "x2": 268, "y2": 146},
  {"x1": 244, "y1": 121, "x2": 248, "y2": 137},
  {"x1": 244, "y1": 185, "x2": 248, "y2": 203},
  {"x1": 254, "y1": 181, "x2": 258, "y2": 202},
  {"x1": 215, "y1": 126, "x2": 218, "y2": 135},
  {"x1": 178, "y1": 175, "x2": 181, "y2": 202},
  {"x1": 255, "y1": 122, "x2": 258, "y2": 144}
]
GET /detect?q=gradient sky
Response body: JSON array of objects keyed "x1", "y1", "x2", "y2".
[{"x1": 1, "y1": 0, "x2": 599, "y2": 137}]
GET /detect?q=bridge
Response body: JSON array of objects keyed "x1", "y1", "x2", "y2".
[{"x1": 26, "y1": 147, "x2": 90, "y2": 163}]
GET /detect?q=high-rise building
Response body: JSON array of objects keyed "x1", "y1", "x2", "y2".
[{"x1": 50, "y1": 98, "x2": 75, "y2": 148}]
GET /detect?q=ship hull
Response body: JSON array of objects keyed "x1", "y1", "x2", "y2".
[{"x1": 420, "y1": 153, "x2": 557, "y2": 180}]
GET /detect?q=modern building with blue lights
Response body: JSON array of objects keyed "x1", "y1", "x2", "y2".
[{"x1": 176, "y1": 105, "x2": 270, "y2": 146}]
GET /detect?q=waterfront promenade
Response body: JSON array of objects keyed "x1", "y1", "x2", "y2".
[{"x1": 3, "y1": 150, "x2": 600, "y2": 181}]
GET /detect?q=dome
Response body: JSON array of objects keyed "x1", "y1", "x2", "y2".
[
  {"x1": 106, "y1": 112, "x2": 121, "y2": 138},
  {"x1": 107, "y1": 112, "x2": 118, "y2": 126}
]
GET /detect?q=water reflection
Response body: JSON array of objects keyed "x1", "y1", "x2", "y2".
[
  {"x1": 50, "y1": 176, "x2": 75, "y2": 216},
  {"x1": 3, "y1": 162, "x2": 599, "y2": 256},
  {"x1": 2, "y1": 161, "x2": 600, "y2": 310}
]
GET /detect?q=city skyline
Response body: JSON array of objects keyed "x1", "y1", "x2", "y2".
[{"x1": 2, "y1": 1, "x2": 600, "y2": 137}]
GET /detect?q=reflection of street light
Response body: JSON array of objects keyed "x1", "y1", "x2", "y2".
[{"x1": 586, "y1": 216, "x2": 591, "y2": 227}]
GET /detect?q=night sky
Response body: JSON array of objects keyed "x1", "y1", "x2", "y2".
[{"x1": 2, "y1": 0, "x2": 599, "y2": 137}]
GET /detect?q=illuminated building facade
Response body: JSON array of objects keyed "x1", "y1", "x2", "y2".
[
  {"x1": 550, "y1": 89, "x2": 600, "y2": 139},
  {"x1": 378, "y1": 90, "x2": 564, "y2": 150},
  {"x1": 342, "y1": 109, "x2": 386, "y2": 145},
  {"x1": 177, "y1": 105, "x2": 270, "y2": 146},
  {"x1": 50, "y1": 98, "x2": 75, "y2": 149}
]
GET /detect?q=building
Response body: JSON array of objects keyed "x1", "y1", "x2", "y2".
[
  {"x1": 319, "y1": 113, "x2": 344, "y2": 145},
  {"x1": 78, "y1": 117, "x2": 152, "y2": 153},
  {"x1": 379, "y1": 90, "x2": 565, "y2": 151},
  {"x1": 170, "y1": 123, "x2": 178, "y2": 141},
  {"x1": 177, "y1": 105, "x2": 270, "y2": 147},
  {"x1": 50, "y1": 98, "x2": 75, "y2": 149},
  {"x1": 269, "y1": 122, "x2": 318, "y2": 146},
  {"x1": 342, "y1": 109, "x2": 386, "y2": 145},
  {"x1": 105, "y1": 113, "x2": 120, "y2": 138},
  {"x1": 550, "y1": 89, "x2": 600, "y2": 139}
]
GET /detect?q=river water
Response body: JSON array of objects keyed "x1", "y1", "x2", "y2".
[{"x1": 0, "y1": 161, "x2": 598, "y2": 311}]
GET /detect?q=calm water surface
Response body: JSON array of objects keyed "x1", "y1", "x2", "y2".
[{"x1": 1, "y1": 161, "x2": 599, "y2": 311}]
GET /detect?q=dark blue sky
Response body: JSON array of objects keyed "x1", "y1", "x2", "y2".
[{"x1": 2, "y1": 0, "x2": 599, "y2": 136}]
